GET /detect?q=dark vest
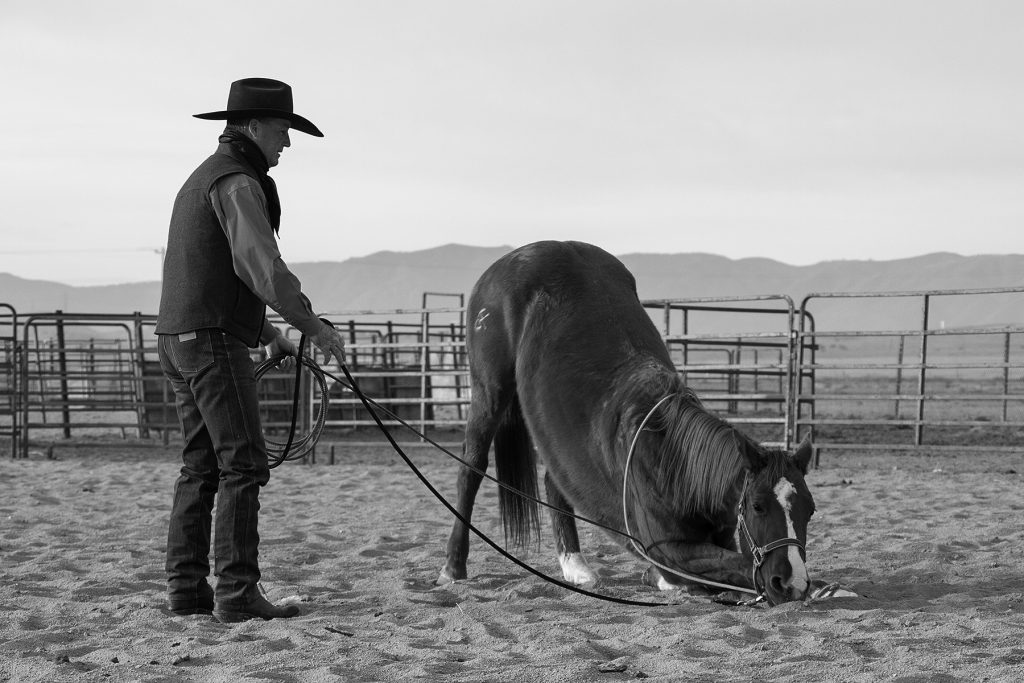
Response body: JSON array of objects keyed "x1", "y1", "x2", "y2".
[{"x1": 155, "y1": 146, "x2": 267, "y2": 346}]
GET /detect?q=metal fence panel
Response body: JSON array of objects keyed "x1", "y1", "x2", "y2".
[
  {"x1": 796, "y1": 288, "x2": 1024, "y2": 455},
  {"x1": 10, "y1": 307, "x2": 471, "y2": 457},
  {"x1": 642, "y1": 295, "x2": 800, "y2": 449},
  {"x1": 5, "y1": 288, "x2": 1023, "y2": 459}
]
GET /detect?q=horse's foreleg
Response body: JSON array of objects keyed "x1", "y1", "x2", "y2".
[
  {"x1": 545, "y1": 472, "x2": 598, "y2": 586},
  {"x1": 437, "y1": 420, "x2": 493, "y2": 585},
  {"x1": 643, "y1": 542, "x2": 752, "y2": 591}
]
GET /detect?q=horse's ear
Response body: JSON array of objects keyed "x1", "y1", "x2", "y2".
[
  {"x1": 733, "y1": 432, "x2": 765, "y2": 470},
  {"x1": 791, "y1": 434, "x2": 814, "y2": 474}
]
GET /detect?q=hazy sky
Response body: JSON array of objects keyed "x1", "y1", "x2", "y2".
[{"x1": 3, "y1": 0, "x2": 1022, "y2": 285}]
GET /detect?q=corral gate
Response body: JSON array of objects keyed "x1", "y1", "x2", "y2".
[
  {"x1": 796, "y1": 287, "x2": 1024, "y2": 455},
  {"x1": 642, "y1": 295, "x2": 802, "y2": 450},
  {"x1": 9, "y1": 306, "x2": 470, "y2": 458}
]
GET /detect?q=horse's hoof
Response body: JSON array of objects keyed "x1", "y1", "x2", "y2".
[
  {"x1": 562, "y1": 572, "x2": 598, "y2": 588},
  {"x1": 642, "y1": 566, "x2": 678, "y2": 591},
  {"x1": 558, "y1": 552, "x2": 598, "y2": 587},
  {"x1": 435, "y1": 565, "x2": 465, "y2": 586},
  {"x1": 641, "y1": 567, "x2": 657, "y2": 588}
]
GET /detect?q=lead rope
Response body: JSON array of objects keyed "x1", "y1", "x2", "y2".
[
  {"x1": 258, "y1": 323, "x2": 684, "y2": 606},
  {"x1": 621, "y1": 394, "x2": 763, "y2": 602},
  {"x1": 256, "y1": 338, "x2": 760, "y2": 606}
]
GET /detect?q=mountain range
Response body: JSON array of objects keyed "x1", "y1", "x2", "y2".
[{"x1": 2, "y1": 244, "x2": 1023, "y2": 330}]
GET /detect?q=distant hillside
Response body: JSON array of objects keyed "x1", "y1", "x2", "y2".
[{"x1": 2, "y1": 245, "x2": 1023, "y2": 330}]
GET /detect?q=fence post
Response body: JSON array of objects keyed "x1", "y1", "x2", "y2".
[
  {"x1": 1003, "y1": 332, "x2": 1011, "y2": 423},
  {"x1": 132, "y1": 312, "x2": 150, "y2": 439},
  {"x1": 792, "y1": 305, "x2": 815, "y2": 453},
  {"x1": 894, "y1": 335, "x2": 905, "y2": 420},
  {"x1": 345, "y1": 320, "x2": 357, "y2": 368},
  {"x1": 728, "y1": 343, "x2": 739, "y2": 415},
  {"x1": 753, "y1": 349, "x2": 760, "y2": 413},
  {"x1": 914, "y1": 296, "x2": 931, "y2": 447},
  {"x1": 55, "y1": 311, "x2": 71, "y2": 439},
  {"x1": 419, "y1": 309, "x2": 431, "y2": 436},
  {"x1": 18, "y1": 321, "x2": 29, "y2": 458}
]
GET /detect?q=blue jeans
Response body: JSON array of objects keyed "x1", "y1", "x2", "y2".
[{"x1": 158, "y1": 329, "x2": 270, "y2": 607}]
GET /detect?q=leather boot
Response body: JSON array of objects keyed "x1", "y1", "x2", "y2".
[
  {"x1": 213, "y1": 594, "x2": 301, "y2": 623},
  {"x1": 167, "y1": 581, "x2": 214, "y2": 616}
]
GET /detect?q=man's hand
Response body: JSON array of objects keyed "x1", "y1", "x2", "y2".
[
  {"x1": 265, "y1": 332, "x2": 299, "y2": 371},
  {"x1": 309, "y1": 321, "x2": 346, "y2": 367}
]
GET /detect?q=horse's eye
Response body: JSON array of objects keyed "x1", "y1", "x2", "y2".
[{"x1": 751, "y1": 501, "x2": 765, "y2": 514}]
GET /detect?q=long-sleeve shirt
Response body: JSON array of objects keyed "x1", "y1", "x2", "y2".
[{"x1": 210, "y1": 173, "x2": 322, "y2": 344}]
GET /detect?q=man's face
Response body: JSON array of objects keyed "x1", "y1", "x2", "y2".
[{"x1": 249, "y1": 117, "x2": 291, "y2": 167}]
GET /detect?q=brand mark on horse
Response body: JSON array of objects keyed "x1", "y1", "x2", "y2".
[{"x1": 474, "y1": 308, "x2": 490, "y2": 331}]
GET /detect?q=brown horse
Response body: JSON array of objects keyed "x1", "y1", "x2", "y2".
[{"x1": 437, "y1": 241, "x2": 815, "y2": 605}]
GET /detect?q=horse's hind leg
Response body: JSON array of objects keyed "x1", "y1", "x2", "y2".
[
  {"x1": 437, "y1": 384, "x2": 509, "y2": 585},
  {"x1": 545, "y1": 472, "x2": 598, "y2": 586}
]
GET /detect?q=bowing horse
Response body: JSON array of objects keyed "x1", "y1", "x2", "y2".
[{"x1": 437, "y1": 241, "x2": 815, "y2": 605}]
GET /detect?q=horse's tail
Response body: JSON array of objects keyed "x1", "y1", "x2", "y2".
[{"x1": 494, "y1": 394, "x2": 540, "y2": 549}]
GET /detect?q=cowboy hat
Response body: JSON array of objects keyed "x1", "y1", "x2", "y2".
[{"x1": 193, "y1": 77, "x2": 323, "y2": 137}]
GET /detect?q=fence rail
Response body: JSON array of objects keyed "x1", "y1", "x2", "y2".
[{"x1": 4, "y1": 286, "x2": 1023, "y2": 460}]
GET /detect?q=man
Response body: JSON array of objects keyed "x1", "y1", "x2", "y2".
[{"x1": 155, "y1": 78, "x2": 347, "y2": 623}]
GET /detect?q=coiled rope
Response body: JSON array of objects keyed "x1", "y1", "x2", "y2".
[{"x1": 254, "y1": 336, "x2": 329, "y2": 468}]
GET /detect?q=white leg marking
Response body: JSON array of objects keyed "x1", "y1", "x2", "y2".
[
  {"x1": 654, "y1": 571, "x2": 677, "y2": 592},
  {"x1": 558, "y1": 552, "x2": 598, "y2": 586},
  {"x1": 773, "y1": 478, "x2": 809, "y2": 594}
]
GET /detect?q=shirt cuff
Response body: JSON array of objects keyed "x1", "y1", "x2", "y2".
[
  {"x1": 259, "y1": 321, "x2": 281, "y2": 346},
  {"x1": 294, "y1": 316, "x2": 326, "y2": 339}
]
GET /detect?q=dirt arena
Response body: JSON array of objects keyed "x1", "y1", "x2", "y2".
[{"x1": 2, "y1": 436, "x2": 1023, "y2": 682}]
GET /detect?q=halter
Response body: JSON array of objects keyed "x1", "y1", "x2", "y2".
[
  {"x1": 621, "y1": 395, "x2": 804, "y2": 604},
  {"x1": 734, "y1": 472, "x2": 806, "y2": 595}
]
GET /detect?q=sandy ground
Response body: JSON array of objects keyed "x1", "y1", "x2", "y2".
[{"x1": 2, "y1": 437, "x2": 1024, "y2": 683}]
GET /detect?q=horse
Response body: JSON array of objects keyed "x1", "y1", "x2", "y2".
[{"x1": 436, "y1": 240, "x2": 815, "y2": 605}]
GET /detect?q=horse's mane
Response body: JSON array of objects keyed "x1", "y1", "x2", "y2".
[
  {"x1": 619, "y1": 366, "x2": 752, "y2": 519},
  {"x1": 653, "y1": 394, "x2": 746, "y2": 517}
]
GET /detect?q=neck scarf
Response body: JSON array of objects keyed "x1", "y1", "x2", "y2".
[{"x1": 218, "y1": 129, "x2": 282, "y2": 234}]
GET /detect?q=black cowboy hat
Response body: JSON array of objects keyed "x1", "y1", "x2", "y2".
[{"x1": 193, "y1": 77, "x2": 323, "y2": 137}]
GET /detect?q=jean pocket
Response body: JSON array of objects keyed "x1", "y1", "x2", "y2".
[{"x1": 170, "y1": 329, "x2": 216, "y2": 377}]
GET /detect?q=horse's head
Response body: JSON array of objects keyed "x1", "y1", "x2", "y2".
[{"x1": 734, "y1": 435, "x2": 815, "y2": 605}]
